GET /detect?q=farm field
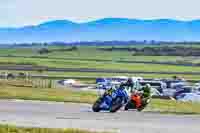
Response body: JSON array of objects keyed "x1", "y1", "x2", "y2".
[
  {"x1": 1, "y1": 56, "x2": 200, "y2": 72},
  {"x1": 1, "y1": 46, "x2": 200, "y2": 64},
  {"x1": 0, "y1": 45, "x2": 200, "y2": 82}
]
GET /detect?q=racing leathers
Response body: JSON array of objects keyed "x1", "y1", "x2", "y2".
[{"x1": 139, "y1": 84, "x2": 151, "y2": 104}]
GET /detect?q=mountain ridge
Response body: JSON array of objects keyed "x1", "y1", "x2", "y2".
[{"x1": 0, "y1": 18, "x2": 200, "y2": 44}]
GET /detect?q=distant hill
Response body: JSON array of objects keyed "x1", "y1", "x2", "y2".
[{"x1": 0, "y1": 18, "x2": 200, "y2": 44}]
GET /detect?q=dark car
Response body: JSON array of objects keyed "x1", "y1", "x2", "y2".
[
  {"x1": 173, "y1": 86, "x2": 192, "y2": 99},
  {"x1": 96, "y1": 78, "x2": 108, "y2": 84},
  {"x1": 162, "y1": 79, "x2": 187, "y2": 89}
]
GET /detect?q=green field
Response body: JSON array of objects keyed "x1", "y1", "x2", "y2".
[
  {"x1": 2, "y1": 70, "x2": 200, "y2": 82},
  {"x1": 1, "y1": 46, "x2": 200, "y2": 63},
  {"x1": 1, "y1": 56, "x2": 200, "y2": 72},
  {"x1": 1, "y1": 46, "x2": 200, "y2": 81}
]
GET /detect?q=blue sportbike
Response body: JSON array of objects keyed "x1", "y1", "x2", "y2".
[{"x1": 92, "y1": 85, "x2": 129, "y2": 113}]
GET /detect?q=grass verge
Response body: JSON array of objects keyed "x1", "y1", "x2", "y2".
[
  {"x1": 148, "y1": 99, "x2": 200, "y2": 114},
  {"x1": 0, "y1": 80, "x2": 97, "y2": 104},
  {"x1": 0, "y1": 125, "x2": 108, "y2": 133},
  {"x1": 0, "y1": 80, "x2": 200, "y2": 114}
]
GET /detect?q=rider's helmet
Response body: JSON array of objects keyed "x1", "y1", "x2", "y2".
[
  {"x1": 127, "y1": 78, "x2": 133, "y2": 85},
  {"x1": 144, "y1": 84, "x2": 151, "y2": 92},
  {"x1": 145, "y1": 84, "x2": 151, "y2": 88}
]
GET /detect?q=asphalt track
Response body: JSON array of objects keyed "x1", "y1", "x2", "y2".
[{"x1": 0, "y1": 100, "x2": 200, "y2": 133}]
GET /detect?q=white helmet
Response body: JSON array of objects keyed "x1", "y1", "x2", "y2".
[{"x1": 145, "y1": 84, "x2": 151, "y2": 88}]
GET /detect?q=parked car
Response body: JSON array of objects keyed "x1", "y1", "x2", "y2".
[
  {"x1": 160, "y1": 79, "x2": 188, "y2": 97},
  {"x1": 173, "y1": 86, "x2": 193, "y2": 99},
  {"x1": 96, "y1": 78, "x2": 109, "y2": 84},
  {"x1": 58, "y1": 79, "x2": 76, "y2": 86},
  {"x1": 194, "y1": 82, "x2": 200, "y2": 92},
  {"x1": 177, "y1": 93, "x2": 200, "y2": 102},
  {"x1": 111, "y1": 76, "x2": 129, "y2": 84},
  {"x1": 131, "y1": 76, "x2": 143, "y2": 81},
  {"x1": 162, "y1": 79, "x2": 188, "y2": 89}
]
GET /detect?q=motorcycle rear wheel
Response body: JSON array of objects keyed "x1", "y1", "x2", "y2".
[
  {"x1": 137, "y1": 101, "x2": 148, "y2": 112},
  {"x1": 124, "y1": 100, "x2": 136, "y2": 111},
  {"x1": 110, "y1": 97, "x2": 123, "y2": 113}
]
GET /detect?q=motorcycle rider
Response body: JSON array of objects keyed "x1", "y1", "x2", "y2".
[
  {"x1": 120, "y1": 78, "x2": 143, "y2": 100},
  {"x1": 120, "y1": 78, "x2": 135, "y2": 93},
  {"x1": 139, "y1": 84, "x2": 152, "y2": 104}
]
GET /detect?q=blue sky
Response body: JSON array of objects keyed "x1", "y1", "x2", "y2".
[{"x1": 1, "y1": 0, "x2": 200, "y2": 27}]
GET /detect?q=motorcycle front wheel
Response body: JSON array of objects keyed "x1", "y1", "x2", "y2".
[{"x1": 92, "y1": 98, "x2": 103, "y2": 112}]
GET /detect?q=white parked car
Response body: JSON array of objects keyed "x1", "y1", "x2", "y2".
[
  {"x1": 58, "y1": 79, "x2": 76, "y2": 86},
  {"x1": 177, "y1": 93, "x2": 200, "y2": 102},
  {"x1": 131, "y1": 76, "x2": 143, "y2": 81}
]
